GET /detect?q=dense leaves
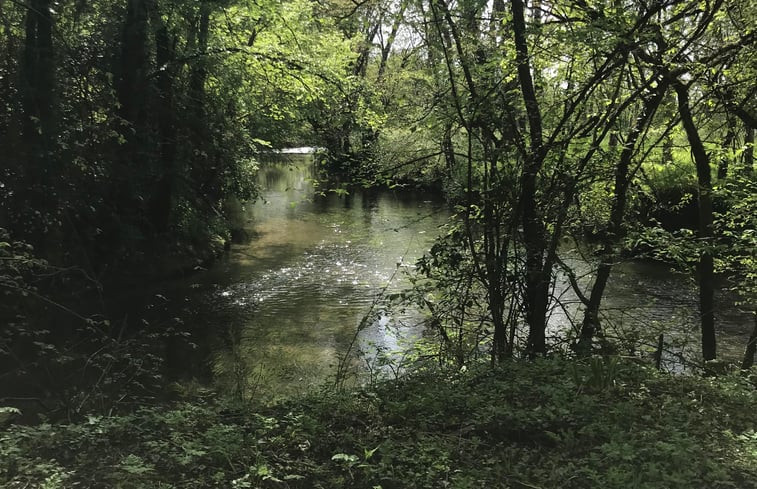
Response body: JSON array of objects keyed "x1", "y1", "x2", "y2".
[
  {"x1": 337, "y1": 0, "x2": 757, "y2": 364},
  {"x1": 0, "y1": 0, "x2": 352, "y2": 273},
  {"x1": 2, "y1": 359, "x2": 756, "y2": 488}
]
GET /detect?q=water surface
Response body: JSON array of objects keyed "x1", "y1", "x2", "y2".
[
  {"x1": 197, "y1": 157, "x2": 449, "y2": 397},
  {"x1": 156, "y1": 156, "x2": 751, "y2": 398}
]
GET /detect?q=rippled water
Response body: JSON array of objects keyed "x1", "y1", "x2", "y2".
[
  {"x1": 191, "y1": 157, "x2": 449, "y2": 397},
  {"x1": 150, "y1": 156, "x2": 751, "y2": 398},
  {"x1": 552, "y1": 254, "x2": 751, "y2": 369}
]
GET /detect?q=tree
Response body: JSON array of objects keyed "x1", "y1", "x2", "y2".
[{"x1": 397, "y1": 0, "x2": 756, "y2": 363}]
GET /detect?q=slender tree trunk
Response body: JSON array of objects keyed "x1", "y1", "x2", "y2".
[
  {"x1": 717, "y1": 128, "x2": 734, "y2": 180},
  {"x1": 188, "y1": 2, "x2": 212, "y2": 194},
  {"x1": 489, "y1": 267, "x2": 508, "y2": 362},
  {"x1": 18, "y1": 0, "x2": 55, "y2": 244},
  {"x1": 661, "y1": 133, "x2": 673, "y2": 166},
  {"x1": 148, "y1": 12, "x2": 176, "y2": 234},
  {"x1": 110, "y1": 0, "x2": 151, "y2": 236},
  {"x1": 21, "y1": 2, "x2": 36, "y2": 144},
  {"x1": 674, "y1": 81, "x2": 716, "y2": 362},
  {"x1": 742, "y1": 314, "x2": 757, "y2": 370},
  {"x1": 577, "y1": 84, "x2": 668, "y2": 353},
  {"x1": 0, "y1": 2, "x2": 13, "y2": 136},
  {"x1": 744, "y1": 125, "x2": 754, "y2": 175},
  {"x1": 117, "y1": 0, "x2": 149, "y2": 130},
  {"x1": 376, "y1": 0, "x2": 407, "y2": 82},
  {"x1": 189, "y1": 2, "x2": 210, "y2": 125},
  {"x1": 21, "y1": 0, "x2": 54, "y2": 153},
  {"x1": 512, "y1": 0, "x2": 548, "y2": 356}
]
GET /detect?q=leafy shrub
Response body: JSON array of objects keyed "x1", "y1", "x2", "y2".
[{"x1": 2, "y1": 358, "x2": 755, "y2": 488}]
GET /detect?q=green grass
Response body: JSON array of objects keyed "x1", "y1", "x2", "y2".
[{"x1": 2, "y1": 358, "x2": 756, "y2": 488}]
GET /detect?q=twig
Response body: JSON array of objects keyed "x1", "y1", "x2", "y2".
[{"x1": 0, "y1": 283, "x2": 92, "y2": 324}]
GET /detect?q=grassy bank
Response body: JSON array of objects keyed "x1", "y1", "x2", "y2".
[{"x1": 2, "y1": 358, "x2": 755, "y2": 488}]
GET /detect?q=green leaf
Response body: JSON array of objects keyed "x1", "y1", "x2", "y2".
[{"x1": 331, "y1": 453, "x2": 359, "y2": 463}]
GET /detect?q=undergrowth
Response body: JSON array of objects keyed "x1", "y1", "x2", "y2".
[{"x1": 2, "y1": 358, "x2": 755, "y2": 488}]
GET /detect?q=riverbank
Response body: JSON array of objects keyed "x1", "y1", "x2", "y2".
[
  {"x1": 104, "y1": 232, "x2": 230, "y2": 286},
  {"x1": 2, "y1": 358, "x2": 755, "y2": 488},
  {"x1": 2, "y1": 156, "x2": 751, "y2": 427}
]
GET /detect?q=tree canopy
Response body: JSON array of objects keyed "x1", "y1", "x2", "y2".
[{"x1": 0, "y1": 0, "x2": 756, "y2": 486}]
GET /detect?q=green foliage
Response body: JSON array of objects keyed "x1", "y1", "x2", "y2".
[
  {"x1": 1, "y1": 1, "x2": 756, "y2": 486},
  {"x1": 0, "y1": 0, "x2": 361, "y2": 275},
  {"x1": 0, "y1": 228, "x2": 198, "y2": 417},
  {"x1": 715, "y1": 175, "x2": 757, "y2": 305},
  {"x1": 2, "y1": 359, "x2": 755, "y2": 488},
  {"x1": 409, "y1": 223, "x2": 497, "y2": 366},
  {"x1": 0, "y1": 227, "x2": 47, "y2": 301},
  {"x1": 571, "y1": 355, "x2": 620, "y2": 393}
]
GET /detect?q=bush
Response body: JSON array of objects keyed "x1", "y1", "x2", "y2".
[{"x1": 2, "y1": 358, "x2": 755, "y2": 488}]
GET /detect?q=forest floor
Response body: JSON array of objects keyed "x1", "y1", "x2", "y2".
[{"x1": 2, "y1": 358, "x2": 756, "y2": 488}]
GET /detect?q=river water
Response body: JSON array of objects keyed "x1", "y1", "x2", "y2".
[
  {"x1": 149, "y1": 156, "x2": 751, "y2": 399},
  {"x1": 176, "y1": 156, "x2": 450, "y2": 398}
]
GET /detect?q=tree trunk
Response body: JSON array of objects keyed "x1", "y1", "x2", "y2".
[
  {"x1": 148, "y1": 11, "x2": 176, "y2": 234},
  {"x1": 18, "y1": 0, "x2": 55, "y2": 244},
  {"x1": 674, "y1": 81, "x2": 716, "y2": 362},
  {"x1": 117, "y1": 0, "x2": 149, "y2": 130},
  {"x1": 717, "y1": 128, "x2": 734, "y2": 180},
  {"x1": 110, "y1": 0, "x2": 151, "y2": 237},
  {"x1": 512, "y1": 0, "x2": 548, "y2": 356},
  {"x1": 661, "y1": 133, "x2": 673, "y2": 166},
  {"x1": 21, "y1": 0, "x2": 54, "y2": 154},
  {"x1": 744, "y1": 125, "x2": 754, "y2": 175},
  {"x1": 376, "y1": 0, "x2": 407, "y2": 82},
  {"x1": 576, "y1": 84, "x2": 668, "y2": 354},
  {"x1": 187, "y1": 2, "x2": 212, "y2": 198},
  {"x1": 742, "y1": 314, "x2": 757, "y2": 370},
  {"x1": 188, "y1": 2, "x2": 210, "y2": 127},
  {"x1": 489, "y1": 267, "x2": 508, "y2": 362},
  {"x1": 0, "y1": 1, "x2": 13, "y2": 136}
]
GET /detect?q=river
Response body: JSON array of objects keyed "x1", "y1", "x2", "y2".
[
  {"x1": 144, "y1": 155, "x2": 751, "y2": 399},
  {"x1": 166, "y1": 155, "x2": 450, "y2": 398}
]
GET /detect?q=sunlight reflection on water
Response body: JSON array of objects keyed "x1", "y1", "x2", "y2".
[
  {"x1": 185, "y1": 156, "x2": 751, "y2": 398},
  {"x1": 203, "y1": 156, "x2": 449, "y2": 398}
]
